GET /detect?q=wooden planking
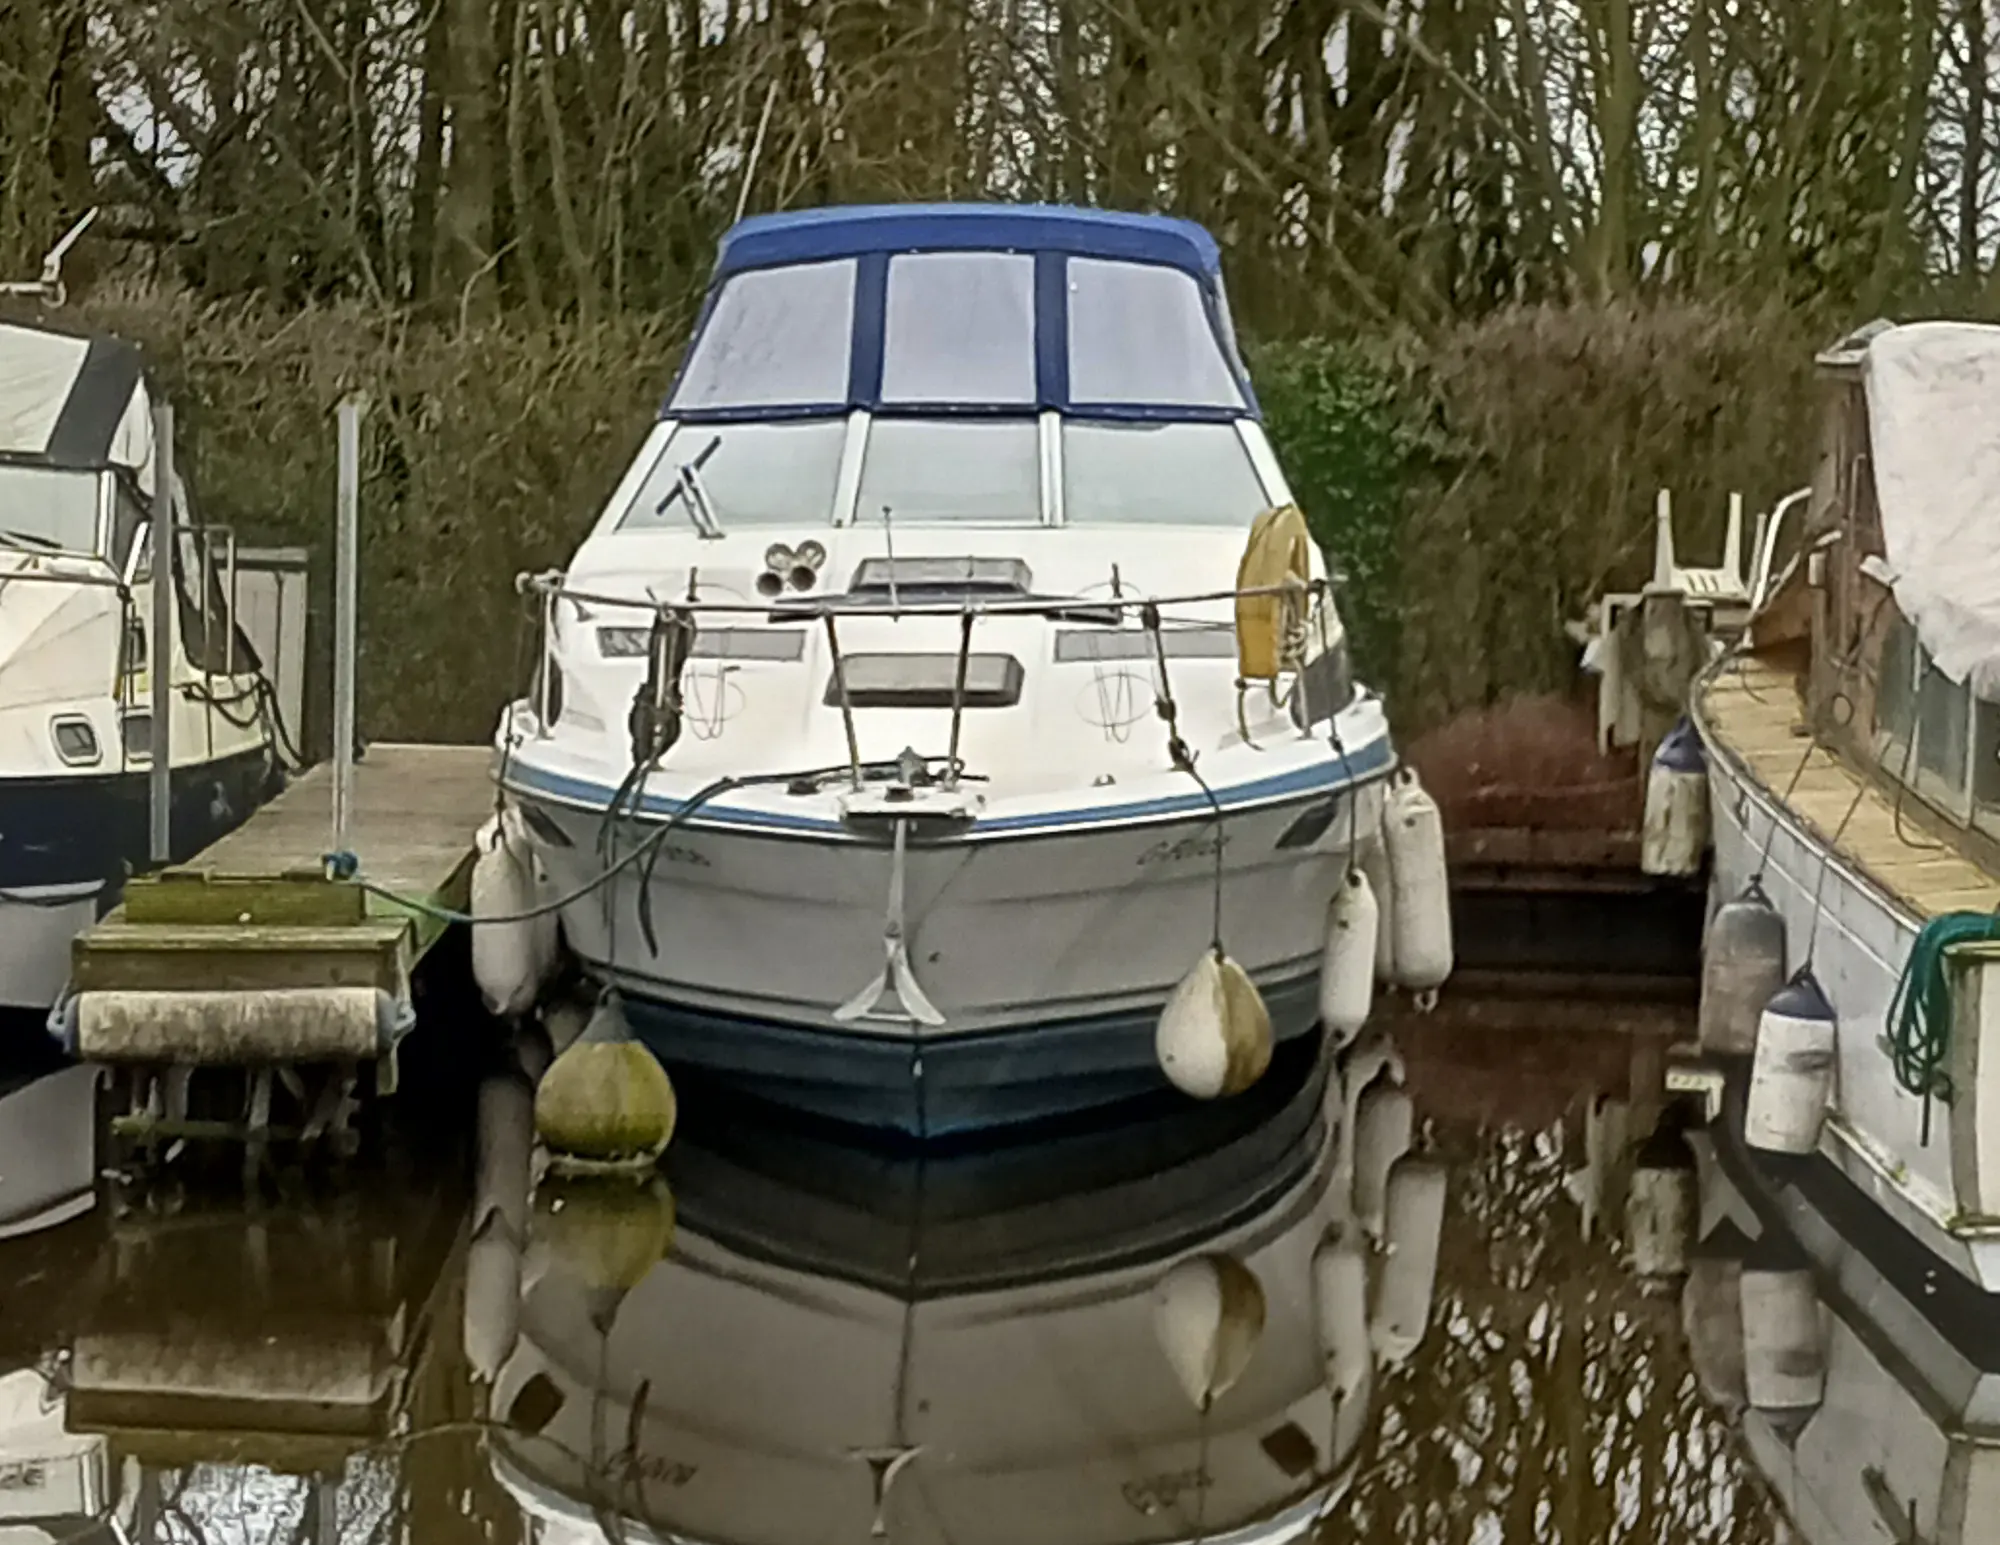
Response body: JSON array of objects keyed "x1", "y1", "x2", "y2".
[
  {"x1": 71, "y1": 921, "x2": 413, "y2": 994},
  {"x1": 190, "y1": 743, "x2": 493, "y2": 898},
  {"x1": 1702, "y1": 658, "x2": 2000, "y2": 919}
]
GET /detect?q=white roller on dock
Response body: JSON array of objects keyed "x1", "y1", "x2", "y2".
[{"x1": 74, "y1": 985, "x2": 407, "y2": 1063}]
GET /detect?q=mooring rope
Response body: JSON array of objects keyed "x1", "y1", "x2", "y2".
[{"x1": 1882, "y1": 909, "x2": 2000, "y2": 1143}]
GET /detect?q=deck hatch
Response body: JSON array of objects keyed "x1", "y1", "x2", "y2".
[
  {"x1": 826, "y1": 652, "x2": 1024, "y2": 708},
  {"x1": 847, "y1": 556, "x2": 1032, "y2": 597}
]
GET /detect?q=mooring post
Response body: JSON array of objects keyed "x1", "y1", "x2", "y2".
[
  {"x1": 149, "y1": 402, "x2": 175, "y2": 865},
  {"x1": 332, "y1": 395, "x2": 363, "y2": 858}
]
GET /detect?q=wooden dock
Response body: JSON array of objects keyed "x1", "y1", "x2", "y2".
[{"x1": 67, "y1": 744, "x2": 493, "y2": 1151}]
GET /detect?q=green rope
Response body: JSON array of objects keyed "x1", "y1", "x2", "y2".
[{"x1": 1881, "y1": 910, "x2": 2000, "y2": 1140}]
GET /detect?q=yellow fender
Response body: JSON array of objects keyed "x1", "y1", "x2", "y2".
[{"x1": 1235, "y1": 504, "x2": 1313, "y2": 684}]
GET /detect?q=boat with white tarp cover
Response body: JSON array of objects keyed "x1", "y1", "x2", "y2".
[
  {"x1": 0, "y1": 316, "x2": 283, "y2": 1016},
  {"x1": 1692, "y1": 317, "x2": 2000, "y2": 1296}
]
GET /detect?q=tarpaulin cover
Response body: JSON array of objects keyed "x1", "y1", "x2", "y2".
[{"x1": 1865, "y1": 322, "x2": 2000, "y2": 693}]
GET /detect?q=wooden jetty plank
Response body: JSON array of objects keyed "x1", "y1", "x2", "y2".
[
  {"x1": 1702, "y1": 660, "x2": 2000, "y2": 919},
  {"x1": 123, "y1": 744, "x2": 492, "y2": 948},
  {"x1": 72, "y1": 921, "x2": 412, "y2": 995}
]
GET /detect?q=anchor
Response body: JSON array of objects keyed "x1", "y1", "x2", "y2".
[{"x1": 835, "y1": 815, "x2": 945, "y2": 1028}]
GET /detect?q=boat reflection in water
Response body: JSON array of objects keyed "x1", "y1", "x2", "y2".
[
  {"x1": 0, "y1": 1177, "x2": 467, "y2": 1545},
  {"x1": 482, "y1": 1031, "x2": 1446, "y2": 1545},
  {"x1": 1684, "y1": 1107, "x2": 2000, "y2": 1543}
]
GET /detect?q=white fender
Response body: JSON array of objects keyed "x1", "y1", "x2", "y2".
[
  {"x1": 1699, "y1": 879, "x2": 1786, "y2": 1057},
  {"x1": 1370, "y1": 1156, "x2": 1447, "y2": 1367},
  {"x1": 1319, "y1": 868, "x2": 1379, "y2": 1048},
  {"x1": 1357, "y1": 835, "x2": 1398, "y2": 983},
  {"x1": 1745, "y1": 973, "x2": 1837, "y2": 1155},
  {"x1": 1682, "y1": 1250, "x2": 1748, "y2": 1417},
  {"x1": 1740, "y1": 1259, "x2": 1825, "y2": 1413},
  {"x1": 463, "y1": 1210, "x2": 523, "y2": 1383},
  {"x1": 474, "y1": 1072, "x2": 535, "y2": 1241},
  {"x1": 1641, "y1": 720, "x2": 1709, "y2": 877},
  {"x1": 1311, "y1": 1230, "x2": 1375, "y2": 1467},
  {"x1": 1352, "y1": 1081, "x2": 1414, "y2": 1242},
  {"x1": 1385, "y1": 770, "x2": 1453, "y2": 992},
  {"x1": 1152, "y1": 1253, "x2": 1267, "y2": 1411},
  {"x1": 1156, "y1": 950, "x2": 1273, "y2": 1100},
  {"x1": 471, "y1": 808, "x2": 556, "y2": 1018}
]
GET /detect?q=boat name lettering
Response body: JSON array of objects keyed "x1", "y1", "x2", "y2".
[
  {"x1": 1137, "y1": 833, "x2": 1228, "y2": 867},
  {"x1": 0, "y1": 1461, "x2": 46, "y2": 1490},
  {"x1": 617, "y1": 1455, "x2": 697, "y2": 1487},
  {"x1": 652, "y1": 842, "x2": 710, "y2": 869}
]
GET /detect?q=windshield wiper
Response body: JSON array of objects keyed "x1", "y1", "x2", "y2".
[
  {"x1": 653, "y1": 434, "x2": 724, "y2": 539},
  {"x1": 0, "y1": 528, "x2": 63, "y2": 553}
]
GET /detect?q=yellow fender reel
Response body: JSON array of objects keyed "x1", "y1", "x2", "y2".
[{"x1": 1234, "y1": 503, "x2": 1314, "y2": 738}]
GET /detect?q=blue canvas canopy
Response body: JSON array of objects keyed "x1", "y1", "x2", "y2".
[{"x1": 665, "y1": 203, "x2": 1258, "y2": 423}]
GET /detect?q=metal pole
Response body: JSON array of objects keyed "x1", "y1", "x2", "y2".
[
  {"x1": 332, "y1": 396, "x2": 362, "y2": 857},
  {"x1": 148, "y1": 403, "x2": 174, "y2": 865}
]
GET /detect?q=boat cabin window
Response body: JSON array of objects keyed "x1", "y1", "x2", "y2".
[
  {"x1": 1873, "y1": 612, "x2": 2000, "y2": 823},
  {"x1": 1067, "y1": 258, "x2": 1245, "y2": 409},
  {"x1": 622, "y1": 419, "x2": 849, "y2": 530},
  {"x1": 1062, "y1": 421, "x2": 1269, "y2": 525},
  {"x1": 672, "y1": 259, "x2": 856, "y2": 411},
  {"x1": 881, "y1": 253, "x2": 1036, "y2": 405},
  {"x1": 0, "y1": 463, "x2": 103, "y2": 553},
  {"x1": 856, "y1": 418, "x2": 1041, "y2": 524}
]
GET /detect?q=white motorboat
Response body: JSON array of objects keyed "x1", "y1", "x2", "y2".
[
  {"x1": 1688, "y1": 320, "x2": 2000, "y2": 1294},
  {"x1": 0, "y1": 319, "x2": 283, "y2": 1014},
  {"x1": 484, "y1": 1032, "x2": 1445, "y2": 1545},
  {"x1": 494, "y1": 203, "x2": 1438, "y2": 1137}
]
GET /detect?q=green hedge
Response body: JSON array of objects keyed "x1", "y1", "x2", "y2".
[{"x1": 45, "y1": 288, "x2": 1822, "y2": 745}]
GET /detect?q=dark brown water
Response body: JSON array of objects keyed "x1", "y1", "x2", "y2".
[{"x1": 5, "y1": 1011, "x2": 1931, "y2": 1545}]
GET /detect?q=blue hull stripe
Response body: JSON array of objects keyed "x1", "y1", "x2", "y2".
[{"x1": 503, "y1": 731, "x2": 1395, "y2": 840}]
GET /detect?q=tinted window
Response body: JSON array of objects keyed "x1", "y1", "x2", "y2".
[
  {"x1": 672, "y1": 260, "x2": 856, "y2": 410},
  {"x1": 882, "y1": 253, "x2": 1036, "y2": 405}
]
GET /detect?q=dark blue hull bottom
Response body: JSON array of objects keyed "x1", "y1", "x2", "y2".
[{"x1": 622, "y1": 973, "x2": 1325, "y2": 1142}]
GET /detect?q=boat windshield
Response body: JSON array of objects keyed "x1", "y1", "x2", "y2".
[
  {"x1": 623, "y1": 419, "x2": 850, "y2": 530},
  {"x1": 0, "y1": 463, "x2": 102, "y2": 553},
  {"x1": 618, "y1": 415, "x2": 1276, "y2": 530},
  {"x1": 1062, "y1": 420, "x2": 1269, "y2": 525}
]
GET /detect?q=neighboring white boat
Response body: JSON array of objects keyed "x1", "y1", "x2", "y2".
[
  {"x1": 485, "y1": 1034, "x2": 1443, "y2": 1545},
  {"x1": 0, "y1": 1063, "x2": 97, "y2": 1239},
  {"x1": 1689, "y1": 1113, "x2": 2000, "y2": 1544},
  {"x1": 0, "y1": 319, "x2": 284, "y2": 1013},
  {"x1": 495, "y1": 203, "x2": 1431, "y2": 1136},
  {"x1": 1689, "y1": 320, "x2": 2000, "y2": 1294},
  {"x1": 0, "y1": 1363, "x2": 114, "y2": 1545}
]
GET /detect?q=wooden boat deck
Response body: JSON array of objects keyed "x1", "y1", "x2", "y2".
[{"x1": 1699, "y1": 657, "x2": 2000, "y2": 919}]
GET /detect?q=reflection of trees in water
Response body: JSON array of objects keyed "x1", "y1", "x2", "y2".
[{"x1": 1339, "y1": 1116, "x2": 1788, "y2": 1545}]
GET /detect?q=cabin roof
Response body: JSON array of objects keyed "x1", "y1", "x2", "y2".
[
  {"x1": 0, "y1": 319, "x2": 147, "y2": 473},
  {"x1": 715, "y1": 203, "x2": 1224, "y2": 281}
]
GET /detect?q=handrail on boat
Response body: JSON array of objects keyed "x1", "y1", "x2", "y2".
[
  {"x1": 514, "y1": 568, "x2": 1340, "y2": 797},
  {"x1": 515, "y1": 567, "x2": 1324, "y2": 619}
]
